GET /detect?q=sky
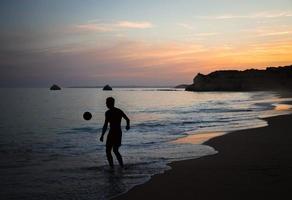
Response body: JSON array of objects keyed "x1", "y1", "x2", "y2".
[{"x1": 1, "y1": 0, "x2": 292, "y2": 87}]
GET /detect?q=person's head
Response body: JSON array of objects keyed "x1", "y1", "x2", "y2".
[{"x1": 106, "y1": 97, "x2": 115, "y2": 109}]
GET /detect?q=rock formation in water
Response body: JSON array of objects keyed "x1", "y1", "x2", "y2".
[
  {"x1": 103, "y1": 84, "x2": 112, "y2": 90},
  {"x1": 186, "y1": 65, "x2": 292, "y2": 91},
  {"x1": 50, "y1": 84, "x2": 61, "y2": 90}
]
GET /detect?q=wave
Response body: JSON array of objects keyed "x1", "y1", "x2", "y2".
[{"x1": 59, "y1": 126, "x2": 100, "y2": 134}]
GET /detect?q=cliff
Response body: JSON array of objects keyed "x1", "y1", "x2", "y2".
[{"x1": 185, "y1": 65, "x2": 292, "y2": 91}]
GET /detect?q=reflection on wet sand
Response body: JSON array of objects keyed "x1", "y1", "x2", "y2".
[
  {"x1": 274, "y1": 103, "x2": 292, "y2": 111},
  {"x1": 172, "y1": 132, "x2": 225, "y2": 144}
]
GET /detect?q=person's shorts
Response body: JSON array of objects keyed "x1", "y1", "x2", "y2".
[{"x1": 106, "y1": 130, "x2": 122, "y2": 148}]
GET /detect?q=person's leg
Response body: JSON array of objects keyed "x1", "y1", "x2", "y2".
[
  {"x1": 113, "y1": 145, "x2": 124, "y2": 167},
  {"x1": 106, "y1": 144, "x2": 114, "y2": 168}
]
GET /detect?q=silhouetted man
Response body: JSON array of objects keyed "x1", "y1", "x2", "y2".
[{"x1": 100, "y1": 97, "x2": 130, "y2": 168}]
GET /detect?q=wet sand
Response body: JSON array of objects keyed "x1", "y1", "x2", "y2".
[
  {"x1": 114, "y1": 103, "x2": 292, "y2": 199},
  {"x1": 172, "y1": 131, "x2": 225, "y2": 144}
]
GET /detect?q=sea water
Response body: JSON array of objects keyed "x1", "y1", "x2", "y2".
[{"x1": 0, "y1": 88, "x2": 290, "y2": 199}]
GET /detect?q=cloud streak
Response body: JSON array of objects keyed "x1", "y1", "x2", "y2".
[
  {"x1": 75, "y1": 20, "x2": 153, "y2": 33},
  {"x1": 257, "y1": 31, "x2": 292, "y2": 37},
  {"x1": 116, "y1": 21, "x2": 153, "y2": 29},
  {"x1": 198, "y1": 11, "x2": 292, "y2": 20},
  {"x1": 177, "y1": 23, "x2": 195, "y2": 30}
]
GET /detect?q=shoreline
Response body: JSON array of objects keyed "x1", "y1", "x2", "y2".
[
  {"x1": 171, "y1": 101, "x2": 292, "y2": 146},
  {"x1": 172, "y1": 131, "x2": 226, "y2": 145},
  {"x1": 113, "y1": 91, "x2": 292, "y2": 200}
]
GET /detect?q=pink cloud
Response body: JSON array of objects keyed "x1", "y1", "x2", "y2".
[{"x1": 116, "y1": 21, "x2": 153, "y2": 29}]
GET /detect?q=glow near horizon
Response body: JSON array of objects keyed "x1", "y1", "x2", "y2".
[{"x1": 0, "y1": 0, "x2": 292, "y2": 87}]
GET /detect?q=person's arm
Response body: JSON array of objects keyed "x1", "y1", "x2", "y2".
[
  {"x1": 122, "y1": 111, "x2": 130, "y2": 130},
  {"x1": 100, "y1": 113, "x2": 109, "y2": 142}
]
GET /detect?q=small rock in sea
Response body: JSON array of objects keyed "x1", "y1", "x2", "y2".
[
  {"x1": 103, "y1": 85, "x2": 112, "y2": 90},
  {"x1": 50, "y1": 84, "x2": 61, "y2": 90}
]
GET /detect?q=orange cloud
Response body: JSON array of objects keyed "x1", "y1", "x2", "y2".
[
  {"x1": 38, "y1": 36, "x2": 292, "y2": 85},
  {"x1": 210, "y1": 40, "x2": 292, "y2": 69}
]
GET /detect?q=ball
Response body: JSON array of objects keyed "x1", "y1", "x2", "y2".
[{"x1": 83, "y1": 112, "x2": 92, "y2": 120}]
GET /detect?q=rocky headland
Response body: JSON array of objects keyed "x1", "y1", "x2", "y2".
[{"x1": 186, "y1": 65, "x2": 292, "y2": 91}]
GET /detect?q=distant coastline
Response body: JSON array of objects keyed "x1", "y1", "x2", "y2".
[{"x1": 68, "y1": 85, "x2": 174, "y2": 88}]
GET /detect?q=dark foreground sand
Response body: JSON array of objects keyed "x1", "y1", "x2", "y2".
[{"x1": 114, "y1": 113, "x2": 292, "y2": 200}]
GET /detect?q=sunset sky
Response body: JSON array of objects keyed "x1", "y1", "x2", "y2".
[{"x1": 1, "y1": 0, "x2": 292, "y2": 87}]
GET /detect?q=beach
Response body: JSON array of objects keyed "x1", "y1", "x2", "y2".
[
  {"x1": 114, "y1": 97, "x2": 292, "y2": 199},
  {"x1": 1, "y1": 1, "x2": 292, "y2": 199}
]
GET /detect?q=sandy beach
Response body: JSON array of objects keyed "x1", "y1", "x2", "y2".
[{"x1": 114, "y1": 99, "x2": 292, "y2": 199}]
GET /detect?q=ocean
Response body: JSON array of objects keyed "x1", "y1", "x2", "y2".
[{"x1": 0, "y1": 88, "x2": 290, "y2": 199}]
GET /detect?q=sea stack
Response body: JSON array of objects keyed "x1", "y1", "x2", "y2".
[
  {"x1": 103, "y1": 84, "x2": 112, "y2": 91},
  {"x1": 50, "y1": 84, "x2": 61, "y2": 90}
]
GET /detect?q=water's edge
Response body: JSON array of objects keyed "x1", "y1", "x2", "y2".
[{"x1": 111, "y1": 91, "x2": 292, "y2": 200}]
